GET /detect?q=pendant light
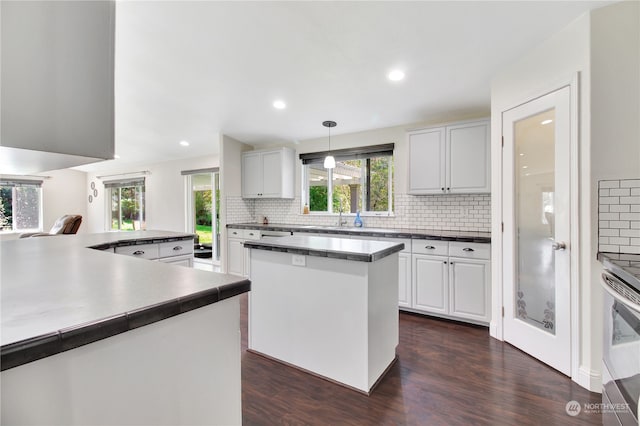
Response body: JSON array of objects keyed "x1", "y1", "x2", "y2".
[{"x1": 323, "y1": 120, "x2": 337, "y2": 169}]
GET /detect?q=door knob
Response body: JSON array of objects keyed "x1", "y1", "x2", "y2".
[{"x1": 551, "y1": 240, "x2": 566, "y2": 251}]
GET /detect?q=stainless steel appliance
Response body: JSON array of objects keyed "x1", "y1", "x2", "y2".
[{"x1": 602, "y1": 269, "x2": 640, "y2": 425}]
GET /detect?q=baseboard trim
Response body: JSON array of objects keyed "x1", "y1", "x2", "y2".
[{"x1": 574, "y1": 366, "x2": 602, "y2": 393}]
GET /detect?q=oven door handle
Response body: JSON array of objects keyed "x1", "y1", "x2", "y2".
[{"x1": 601, "y1": 271, "x2": 640, "y2": 315}]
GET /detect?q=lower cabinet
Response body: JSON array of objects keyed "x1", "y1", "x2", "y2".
[
  {"x1": 115, "y1": 238, "x2": 195, "y2": 267},
  {"x1": 410, "y1": 241, "x2": 490, "y2": 325},
  {"x1": 413, "y1": 254, "x2": 449, "y2": 314},
  {"x1": 227, "y1": 237, "x2": 249, "y2": 277},
  {"x1": 226, "y1": 229, "x2": 260, "y2": 277},
  {"x1": 449, "y1": 258, "x2": 490, "y2": 323},
  {"x1": 398, "y1": 252, "x2": 411, "y2": 308}
]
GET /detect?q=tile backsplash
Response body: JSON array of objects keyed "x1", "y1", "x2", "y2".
[
  {"x1": 598, "y1": 179, "x2": 640, "y2": 254},
  {"x1": 226, "y1": 193, "x2": 491, "y2": 232}
]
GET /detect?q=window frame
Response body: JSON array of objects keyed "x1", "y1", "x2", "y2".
[
  {"x1": 300, "y1": 145, "x2": 394, "y2": 216},
  {"x1": 0, "y1": 178, "x2": 44, "y2": 233},
  {"x1": 104, "y1": 178, "x2": 146, "y2": 231}
]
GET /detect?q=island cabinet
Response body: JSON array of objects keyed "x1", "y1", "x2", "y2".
[
  {"x1": 245, "y1": 235, "x2": 403, "y2": 394},
  {"x1": 242, "y1": 147, "x2": 295, "y2": 198},
  {"x1": 410, "y1": 239, "x2": 490, "y2": 325},
  {"x1": 408, "y1": 119, "x2": 490, "y2": 195}
]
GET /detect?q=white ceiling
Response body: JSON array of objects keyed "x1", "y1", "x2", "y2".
[{"x1": 80, "y1": 0, "x2": 613, "y2": 171}]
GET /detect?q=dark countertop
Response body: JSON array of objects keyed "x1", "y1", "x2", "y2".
[
  {"x1": 244, "y1": 235, "x2": 404, "y2": 262},
  {"x1": 227, "y1": 223, "x2": 491, "y2": 243},
  {"x1": 598, "y1": 252, "x2": 640, "y2": 291},
  {"x1": 1, "y1": 231, "x2": 250, "y2": 371}
]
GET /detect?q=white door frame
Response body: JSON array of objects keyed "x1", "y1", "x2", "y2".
[{"x1": 491, "y1": 73, "x2": 581, "y2": 382}]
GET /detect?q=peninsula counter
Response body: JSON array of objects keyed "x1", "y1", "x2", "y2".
[
  {"x1": 245, "y1": 235, "x2": 403, "y2": 394},
  {"x1": 1, "y1": 231, "x2": 249, "y2": 425}
]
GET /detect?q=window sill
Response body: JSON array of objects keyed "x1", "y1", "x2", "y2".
[{"x1": 299, "y1": 212, "x2": 395, "y2": 218}]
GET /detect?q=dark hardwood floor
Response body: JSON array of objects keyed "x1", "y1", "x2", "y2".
[{"x1": 240, "y1": 294, "x2": 601, "y2": 425}]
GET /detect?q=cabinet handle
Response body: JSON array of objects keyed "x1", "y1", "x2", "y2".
[
  {"x1": 133, "y1": 250, "x2": 145, "y2": 256},
  {"x1": 425, "y1": 245, "x2": 436, "y2": 250},
  {"x1": 462, "y1": 248, "x2": 474, "y2": 252},
  {"x1": 447, "y1": 187, "x2": 450, "y2": 191},
  {"x1": 441, "y1": 187, "x2": 445, "y2": 192},
  {"x1": 249, "y1": 233, "x2": 255, "y2": 236},
  {"x1": 173, "y1": 246, "x2": 183, "y2": 251},
  {"x1": 443, "y1": 261, "x2": 447, "y2": 264},
  {"x1": 451, "y1": 262, "x2": 454, "y2": 265}
]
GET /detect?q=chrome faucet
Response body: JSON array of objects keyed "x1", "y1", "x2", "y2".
[{"x1": 338, "y1": 200, "x2": 347, "y2": 227}]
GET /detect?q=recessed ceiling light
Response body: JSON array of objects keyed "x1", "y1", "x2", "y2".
[
  {"x1": 541, "y1": 119, "x2": 553, "y2": 125},
  {"x1": 522, "y1": 165, "x2": 528, "y2": 169},
  {"x1": 387, "y1": 70, "x2": 405, "y2": 81},
  {"x1": 519, "y1": 153, "x2": 524, "y2": 156},
  {"x1": 179, "y1": 140, "x2": 190, "y2": 147},
  {"x1": 273, "y1": 100, "x2": 286, "y2": 110}
]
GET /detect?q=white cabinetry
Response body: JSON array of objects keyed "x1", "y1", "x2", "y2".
[
  {"x1": 115, "y1": 239, "x2": 194, "y2": 268},
  {"x1": 242, "y1": 148, "x2": 295, "y2": 198},
  {"x1": 408, "y1": 119, "x2": 489, "y2": 195},
  {"x1": 226, "y1": 229, "x2": 260, "y2": 277},
  {"x1": 410, "y1": 239, "x2": 490, "y2": 325}
]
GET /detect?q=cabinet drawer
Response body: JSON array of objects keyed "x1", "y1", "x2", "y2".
[
  {"x1": 449, "y1": 242, "x2": 490, "y2": 260},
  {"x1": 228, "y1": 228, "x2": 243, "y2": 238},
  {"x1": 159, "y1": 240, "x2": 194, "y2": 258},
  {"x1": 412, "y1": 239, "x2": 448, "y2": 256},
  {"x1": 115, "y1": 243, "x2": 159, "y2": 260},
  {"x1": 243, "y1": 229, "x2": 261, "y2": 240}
]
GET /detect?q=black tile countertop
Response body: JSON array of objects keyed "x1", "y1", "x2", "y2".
[
  {"x1": 598, "y1": 252, "x2": 640, "y2": 291},
  {"x1": 244, "y1": 235, "x2": 404, "y2": 262},
  {"x1": 227, "y1": 223, "x2": 491, "y2": 243},
  {"x1": 1, "y1": 231, "x2": 250, "y2": 371}
]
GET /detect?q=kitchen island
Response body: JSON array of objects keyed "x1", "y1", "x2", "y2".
[
  {"x1": 245, "y1": 235, "x2": 403, "y2": 394},
  {"x1": 1, "y1": 231, "x2": 249, "y2": 425}
]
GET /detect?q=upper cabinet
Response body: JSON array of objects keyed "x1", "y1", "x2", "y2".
[
  {"x1": 408, "y1": 119, "x2": 490, "y2": 195},
  {"x1": 1, "y1": 1, "x2": 115, "y2": 173},
  {"x1": 242, "y1": 147, "x2": 295, "y2": 199}
]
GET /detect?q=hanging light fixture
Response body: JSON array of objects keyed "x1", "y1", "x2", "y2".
[{"x1": 323, "y1": 120, "x2": 337, "y2": 169}]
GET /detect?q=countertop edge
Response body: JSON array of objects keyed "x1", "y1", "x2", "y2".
[
  {"x1": 0, "y1": 279, "x2": 251, "y2": 372},
  {"x1": 244, "y1": 240, "x2": 404, "y2": 262},
  {"x1": 227, "y1": 223, "x2": 491, "y2": 243},
  {"x1": 597, "y1": 252, "x2": 640, "y2": 290}
]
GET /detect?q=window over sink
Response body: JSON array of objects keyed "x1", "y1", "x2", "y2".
[{"x1": 300, "y1": 144, "x2": 394, "y2": 215}]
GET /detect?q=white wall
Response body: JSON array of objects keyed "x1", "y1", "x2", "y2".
[
  {"x1": 41, "y1": 169, "x2": 89, "y2": 234},
  {"x1": 85, "y1": 155, "x2": 219, "y2": 233},
  {"x1": 491, "y1": 0, "x2": 640, "y2": 392}
]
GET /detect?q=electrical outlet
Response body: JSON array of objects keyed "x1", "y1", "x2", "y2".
[{"x1": 292, "y1": 255, "x2": 306, "y2": 267}]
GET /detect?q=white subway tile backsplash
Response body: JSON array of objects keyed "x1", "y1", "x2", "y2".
[
  {"x1": 620, "y1": 179, "x2": 640, "y2": 188},
  {"x1": 599, "y1": 178, "x2": 640, "y2": 253},
  {"x1": 610, "y1": 188, "x2": 631, "y2": 196},
  {"x1": 227, "y1": 193, "x2": 491, "y2": 232}
]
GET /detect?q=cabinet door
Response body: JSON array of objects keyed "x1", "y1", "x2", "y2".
[
  {"x1": 261, "y1": 150, "x2": 282, "y2": 197},
  {"x1": 446, "y1": 121, "x2": 490, "y2": 193},
  {"x1": 449, "y1": 258, "x2": 490, "y2": 323},
  {"x1": 398, "y1": 252, "x2": 411, "y2": 308},
  {"x1": 408, "y1": 128, "x2": 446, "y2": 194},
  {"x1": 242, "y1": 152, "x2": 262, "y2": 198},
  {"x1": 158, "y1": 255, "x2": 193, "y2": 268},
  {"x1": 227, "y1": 238, "x2": 245, "y2": 276},
  {"x1": 413, "y1": 254, "x2": 448, "y2": 314}
]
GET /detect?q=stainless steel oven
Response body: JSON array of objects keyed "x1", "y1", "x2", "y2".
[{"x1": 602, "y1": 271, "x2": 640, "y2": 425}]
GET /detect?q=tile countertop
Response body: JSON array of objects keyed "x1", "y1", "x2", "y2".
[
  {"x1": 1, "y1": 231, "x2": 250, "y2": 370},
  {"x1": 244, "y1": 235, "x2": 404, "y2": 262},
  {"x1": 227, "y1": 223, "x2": 491, "y2": 243},
  {"x1": 598, "y1": 252, "x2": 640, "y2": 291}
]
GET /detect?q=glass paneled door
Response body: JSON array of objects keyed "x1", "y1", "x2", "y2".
[
  {"x1": 188, "y1": 172, "x2": 220, "y2": 265},
  {"x1": 502, "y1": 86, "x2": 572, "y2": 376}
]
